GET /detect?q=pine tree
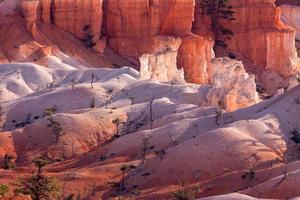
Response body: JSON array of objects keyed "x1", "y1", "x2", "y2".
[
  {"x1": 199, "y1": 0, "x2": 235, "y2": 51},
  {"x1": 14, "y1": 157, "x2": 60, "y2": 200}
]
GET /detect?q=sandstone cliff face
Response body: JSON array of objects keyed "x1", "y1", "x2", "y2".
[
  {"x1": 39, "y1": 0, "x2": 103, "y2": 42},
  {"x1": 280, "y1": 5, "x2": 300, "y2": 40},
  {"x1": 280, "y1": 4, "x2": 300, "y2": 56},
  {"x1": 19, "y1": 0, "x2": 39, "y2": 31},
  {"x1": 178, "y1": 35, "x2": 214, "y2": 84},
  {"x1": 208, "y1": 57, "x2": 259, "y2": 111},
  {"x1": 102, "y1": 0, "x2": 214, "y2": 84},
  {"x1": 193, "y1": 0, "x2": 299, "y2": 92},
  {"x1": 19, "y1": 0, "x2": 103, "y2": 42},
  {"x1": 139, "y1": 37, "x2": 184, "y2": 82},
  {"x1": 102, "y1": 0, "x2": 193, "y2": 59},
  {"x1": 3, "y1": 0, "x2": 300, "y2": 92}
]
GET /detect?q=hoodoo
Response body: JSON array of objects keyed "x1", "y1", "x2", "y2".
[{"x1": 1, "y1": 0, "x2": 300, "y2": 199}]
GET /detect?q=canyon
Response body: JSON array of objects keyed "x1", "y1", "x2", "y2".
[{"x1": 0, "y1": 0, "x2": 300, "y2": 200}]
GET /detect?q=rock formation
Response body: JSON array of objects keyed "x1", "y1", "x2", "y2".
[
  {"x1": 102, "y1": 0, "x2": 214, "y2": 83},
  {"x1": 280, "y1": 4, "x2": 300, "y2": 55},
  {"x1": 38, "y1": 0, "x2": 103, "y2": 42},
  {"x1": 3, "y1": 0, "x2": 299, "y2": 89},
  {"x1": 2, "y1": 0, "x2": 300, "y2": 199},
  {"x1": 207, "y1": 57, "x2": 259, "y2": 111},
  {"x1": 139, "y1": 37, "x2": 184, "y2": 82},
  {"x1": 193, "y1": 0, "x2": 300, "y2": 93}
]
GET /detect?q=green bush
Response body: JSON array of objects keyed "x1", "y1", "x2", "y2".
[
  {"x1": 0, "y1": 184, "x2": 9, "y2": 196},
  {"x1": 173, "y1": 187, "x2": 198, "y2": 200}
]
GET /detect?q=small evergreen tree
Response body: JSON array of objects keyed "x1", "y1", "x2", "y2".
[
  {"x1": 14, "y1": 157, "x2": 60, "y2": 200},
  {"x1": 0, "y1": 184, "x2": 9, "y2": 197},
  {"x1": 120, "y1": 165, "x2": 128, "y2": 191},
  {"x1": 83, "y1": 25, "x2": 96, "y2": 48},
  {"x1": 2, "y1": 154, "x2": 15, "y2": 170},
  {"x1": 112, "y1": 118, "x2": 121, "y2": 137},
  {"x1": 32, "y1": 156, "x2": 51, "y2": 174},
  {"x1": 199, "y1": 0, "x2": 235, "y2": 51},
  {"x1": 141, "y1": 138, "x2": 149, "y2": 164}
]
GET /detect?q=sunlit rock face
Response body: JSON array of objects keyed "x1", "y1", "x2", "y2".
[
  {"x1": 177, "y1": 34, "x2": 214, "y2": 84},
  {"x1": 193, "y1": 0, "x2": 300, "y2": 93},
  {"x1": 139, "y1": 37, "x2": 185, "y2": 82},
  {"x1": 207, "y1": 57, "x2": 260, "y2": 111},
  {"x1": 38, "y1": 0, "x2": 103, "y2": 42},
  {"x1": 2, "y1": 0, "x2": 300, "y2": 92},
  {"x1": 102, "y1": 0, "x2": 214, "y2": 84},
  {"x1": 102, "y1": 0, "x2": 194, "y2": 58}
]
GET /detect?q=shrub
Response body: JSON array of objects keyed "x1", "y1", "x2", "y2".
[
  {"x1": 43, "y1": 106, "x2": 58, "y2": 117},
  {"x1": 47, "y1": 117, "x2": 65, "y2": 143},
  {"x1": 14, "y1": 157, "x2": 61, "y2": 200},
  {"x1": 3, "y1": 154, "x2": 15, "y2": 170},
  {"x1": 291, "y1": 129, "x2": 300, "y2": 144},
  {"x1": 173, "y1": 186, "x2": 198, "y2": 200},
  {"x1": 0, "y1": 184, "x2": 9, "y2": 196}
]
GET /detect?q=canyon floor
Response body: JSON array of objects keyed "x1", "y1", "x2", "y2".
[{"x1": 1, "y1": 0, "x2": 300, "y2": 200}]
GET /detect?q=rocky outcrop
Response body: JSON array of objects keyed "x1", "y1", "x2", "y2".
[
  {"x1": 102, "y1": 0, "x2": 214, "y2": 83},
  {"x1": 4, "y1": 0, "x2": 300, "y2": 91},
  {"x1": 280, "y1": 5, "x2": 300, "y2": 56},
  {"x1": 102, "y1": 0, "x2": 194, "y2": 59},
  {"x1": 280, "y1": 5, "x2": 300, "y2": 40},
  {"x1": 39, "y1": 0, "x2": 103, "y2": 42},
  {"x1": 18, "y1": 0, "x2": 103, "y2": 42},
  {"x1": 193, "y1": 0, "x2": 300, "y2": 92},
  {"x1": 19, "y1": 0, "x2": 40, "y2": 31},
  {"x1": 139, "y1": 37, "x2": 184, "y2": 82},
  {"x1": 177, "y1": 35, "x2": 214, "y2": 84},
  {"x1": 208, "y1": 57, "x2": 259, "y2": 111}
]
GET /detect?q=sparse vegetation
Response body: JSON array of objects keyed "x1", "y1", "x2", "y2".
[
  {"x1": 2, "y1": 153, "x2": 15, "y2": 170},
  {"x1": 90, "y1": 95, "x2": 96, "y2": 108},
  {"x1": 43, "y1": 105, "x2": 58, "y2": 117},
  {"x1": 214, "y1": 109, "x2": 223, "y2": 126},
  {"x1": 32, "y1": 156, "x2": 52, "y2": 174},
  {"x1": 83, "y1": 25, "x2": 96, "y2": 48},
  {"x1": 48, "y1": 77, "x2": 59, "y2": 88},
  {"x1": 90, "y1": 73, "x2": 95, "y2": 89},
  {"x1": 155, "y1": 149, "x2": 166, "y2": 161},
  {"x1": 290, "y1": 129, "x2": 300, "y2": 144},
  {"x1": 149, "y1": 99, "x2": 154, "y2": 129},
  {"x1": 173, "y1": 186, "x2": 198, "y2": 200},
  {"x1": 14, "y1": 157, "x2": 60, "y2": 200},
  {"x1": 241, "y1": 169, "x2": 256, "y2": 181},
  {"x1": 71, "y1": 79, "x2": 76, "y2": 90},
  {"x1": 199, "y1": 0, "x2": 235, "y2": 51},
  {"x1": 129, "y1": 96, "x2": 135, "y2": 110},
  {"x1": 120, "y1": 165, "x2": 129, "y2": 191},
  {"x1": 141, "y1": 138, "x2": 149, "y2": 164},
  {"x1": 47, "y1": 117, "x2": 65, "y2": 143},
  {"x1": 0, "y1": 184, "x2": 9, "y2": 197},
  {"x1": 112, "y1": 118, "x2": 121, "y2": 138}
]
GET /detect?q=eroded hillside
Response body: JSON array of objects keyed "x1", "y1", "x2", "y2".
[{"x1": 1, "y1": 0, "x2": 300, "y2": 200}]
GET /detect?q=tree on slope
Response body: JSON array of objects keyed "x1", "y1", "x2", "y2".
[
  {"x1": 14, "y1": 157, "x2": 60, "y2": 200},
  {"x1": 199, "y1": 0, "x2": 235, "y2": 51}
]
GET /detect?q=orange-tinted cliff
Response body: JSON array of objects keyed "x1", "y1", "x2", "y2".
[
  {"x1": 0, "y1": 0, "x2": 299, "y2": 91},
  {"x1": 193, "y1": 0, "x2": 299, "y2": 92}
]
